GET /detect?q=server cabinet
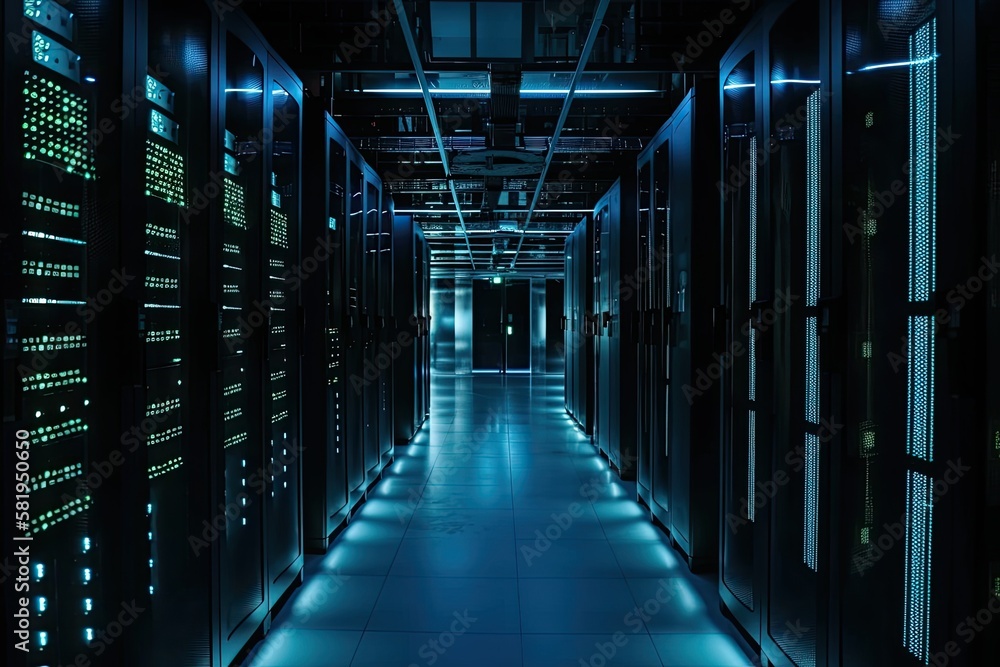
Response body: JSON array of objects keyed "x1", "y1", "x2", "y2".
[
  {"x1": 593, "y1": 177, "x2": 640, "y2": 479},
  {"x1": 636, "y1": 84, "x2": 722, "y2": 573},
  {"x1": 362, "y1": 167, "x2": 382, "y2": 480},
  {"x1": 720, "y1": 1, "x2": 997, "y2": 666},
  {"x1": 392, "y1": 214, "x2": 422, "y2": 444},
  {"x1": 264, "y1": 60, "x2": 303, "y2": 611},
  {"x1": 301, "y1": 102, "x2": 350, "y2": 551},
  {"x1": 764, "y1": 3, "x2": 826, "y2": 664},
  {"x1": 831, "y1": 1, "x2": 996, "y2": 666},
  {"x1": 215, "y1": 15, "x2": 304, "y2": 666},
  {"x1": 721, "y1": 2, "x2": 828, "y2": 663},
  {"x1": 417, "y1": 232, "x2": 431, "y2": 422},
  {"x1": 636, "y1": 147, "x2": 663, "y2": 519},
  {"x1": 718, "y1": 2, "x2": 780, "y2": 655},
  {"x1": 378, "y1": 195, "x2": 394, "y2": 461},
  {"x1": 216, "y1": 28, "x2": 269, "y2": 665},
  {"x1": 563, "y1": 216, "x2": 595, "y2": 435},
  {"x1": 136, "y1": 1, "x2": 214, "y2": 664},
  {"x1": 344, "y1": 153, "x2": 367, "y2": 499},
  {"x1": 2, "y1": 0, "x2": 123, "y2": 664}
]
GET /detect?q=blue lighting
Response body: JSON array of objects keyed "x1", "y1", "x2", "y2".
[
  {"x1": 723, "y1": 82, "x2": 755, "y2": 90},
  {"x1": 805, "y1": 318, "x2": 819, "y2": 424},
  {"x1": 748, "y1": 134, "x2": 758, "y2": 307},
  {"x1": 84, "y1": 76, "x2": 96, "y2": 83},
  {"x1": 805, "y1": 89, "x2": 821, "y2": 309},
  {"x1": 362, "y1": 87, "x2": 660, "y2": 96},
  {"x1": 804, "y1": 433, "x2": 819, "y2": 571},
  {"x1": 747, "y1": 132, "x2": 758, "y2": 523},
  {"x1": 909, "y1": 22, "x2": 937, "y2": 303},
  {"x1": 906, "y1": 316, "x2": 935, "y2": 461},
  {"x1": 904, "y1": 470, "x2": 933, "y2": 663},
  {"x1": 803, "y1": 88, "x2": 822, "y2": 572},
  {"x1": 747, "y1": 412, "x2": 756, "y2": 522},
  {"x1": 856, "y1": 55, "x2": 938, "y2": 72},
  {"x1": 771, "y1": 79, "x2": 820, "y2": 85}
]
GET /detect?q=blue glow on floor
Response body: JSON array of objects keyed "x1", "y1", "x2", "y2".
[{"x1": 243, "y1": 375, "x2": 756, "y2": 666}]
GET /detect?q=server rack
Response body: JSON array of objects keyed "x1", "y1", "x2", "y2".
[
  {"x1": 593, "y1": 177, "x2": 640, "y2": 479},
  {"x1": 415, "y1": 228, "x2": 431, "y2": 426},
  {"x1": 301, "y1": 101, "x2": 351, "y2": 552},
  {"x1": 344, "y1": 150, "x2": 367, "y2": 501},
  {"x1": 559, "y1": 225, "x2": 579, "y2": 423},
  {"x1": 562, "y1": 215, "x2": 595, "y2": 435},
  {"x1": 2, "y1": 0, "x2": 122, "y2": 663},
  {"x1": 361, "y1": 166, "x2": 383, "y2": 481},
  {"x1": 419, "y1": 233, "x2": 431, "y2": 423},
  {"x1": 635, "y1": 84, "x2": 721, "y2": 573},
  {"x1": 392, "y1": 214, "x2": 428, "y2": 444},
  {"x1": 719, "y1": 3, "x2": 782, "y2": 656},
  {"x1": 636, "y1": 143, "x2": 665, "y2": 523},
  {"x1": 720, "y1": 1, "x2": 998, "y2": 665},
  {"x1": 564, "y1": 227, "x2": 576, "y2": 424},
  {"x1": 135, "y1": 1, "x2": 214, "y2": 664},
  {"x1": 720, "y1": 2, "x2": 828, "y2": 662},
  {"x1": 377, "y1": 194, "x2": 394, "y2": 463},
  {"x1": 264, "y1": 56, "x2": 303, "y2": 613},
  {"x1": 212, "y1": 12, "x2": 305, "y2": 666},
  {"x1": 830, "y1": 0, "x2": 997, "y2": 665}
]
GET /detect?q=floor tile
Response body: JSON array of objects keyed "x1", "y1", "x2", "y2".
[
  {"x1": 513, "y1": 506, "x2": 604, "y2": 541},
  {"x1": 242, "y1": 629, "x2": 361, "y2": 667},
  {"x1": 417, "y1": 483, "x2": 513, "y2": 510},
  {"x1": 624, "y1": 578, "x2": 724, "y2": 634},
  {"x1": 350, "y1": 632, "x2": 522, "y2": 667},
  {"x1": 273, "y1": 575, "x2": 385, "y2": 630},
  {"x1": 522, "y1": 633, "x2": 664, "y2": 667},
  {"x1": 649, "y1": 633, "x2": 756, "y2": 666},
  {"x1": 515, "y1": 539, "x2": 622, "y2": 578},
  {"x1": 366, "y1": 576, "x2": 520, "y2": 634},
  {"x1": 518, "y1": 578, "x2": 644, "y2": 634},
  {"x1": 407, "y1": 508, "x2": 516, "y2": 540},
  {"x1": 389, "y1": 536, "x2": 518, "y2": 578}
]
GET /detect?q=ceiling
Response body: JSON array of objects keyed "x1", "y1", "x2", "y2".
[{"x1": 243, "y1": 0, "x2": 757, "y2": 277}]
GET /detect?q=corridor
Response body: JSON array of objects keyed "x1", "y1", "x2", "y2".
[{"x1": 242, "y1": 375, "x2": 755, "y2": 667}]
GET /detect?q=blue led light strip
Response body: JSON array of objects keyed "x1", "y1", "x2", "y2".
[
  {"x1": 748, "y1": 412, "x2": 756, "y2": 522},
  {"x1": 907, "y1": 316, "x2": 935, "y2": 461},
  {"x1": 749, "y1": 135, "x2": 758, "y2": 305},
  {"x1": 909, "y1": 19, "x2": 936, "y2": 303},
  {"x1": 805, "y1": 317, "x2": 820, "y2": 424},
  {"x1": 905, "y1": 19, "x2": 937, "y2": 463},
  {"x1": 747, "y1": 134, "x2": 758, "y2": 522},
  {"x1": 805, "y1": 91, "x2": 821, "y2": 310},
  {"x1": 802, "y1": 90, "x2": 822, "y2": 571},
  {"x1": 904, "y1": 470, "x2": 933, "y2": 662},
  {"x1": 903, "y1": 19, "x2": 937, "y2": 664},
  {"x1": 804, "y1": 433, "x2": 820, "y2": 569}
]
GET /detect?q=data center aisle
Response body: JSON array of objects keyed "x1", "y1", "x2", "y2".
[{"x1": 242, "y1": 375, "x2": 755, "y2": 667}]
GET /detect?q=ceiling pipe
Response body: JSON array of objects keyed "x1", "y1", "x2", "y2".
[
  {"x1": 510, "y1": 0, "x2": 612, "y2": 270},
  {"x1": 391, "y1": 0, "x2": 475, "y2": 269}
]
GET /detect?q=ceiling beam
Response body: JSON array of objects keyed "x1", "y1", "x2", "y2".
[
  {"x1": 510, "y1": 0, "x2": 611, "y2": 270},
  {"x1": 391, "y1": 0, "x2": 475, "y2": 269}
]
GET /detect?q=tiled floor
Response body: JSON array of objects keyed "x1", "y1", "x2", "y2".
[{"x1": 242, "y1": 374, "x2": 756, "y2": 667}]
